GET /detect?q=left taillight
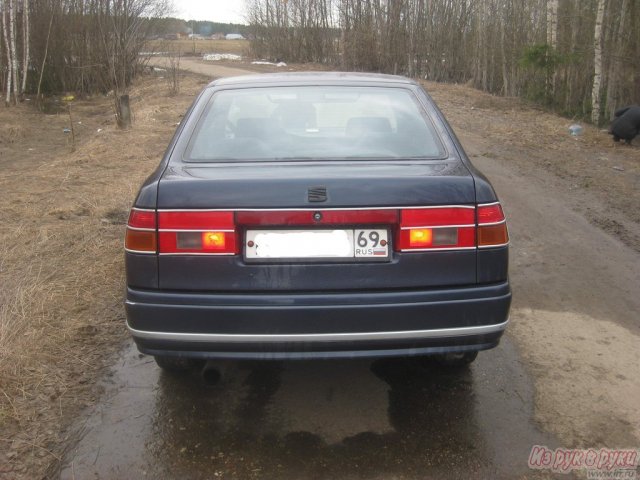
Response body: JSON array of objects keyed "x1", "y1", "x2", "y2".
[
  {"x1": 125, "y1": 208, "x2": 157, "y2": 254},
  {"x1": 157, "y1": 211, "x2": 237, "y2": 255}
]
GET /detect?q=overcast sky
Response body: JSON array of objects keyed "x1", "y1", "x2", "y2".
[{"x1": 175, "y1": 0, "x2": 247, "y2": 24}]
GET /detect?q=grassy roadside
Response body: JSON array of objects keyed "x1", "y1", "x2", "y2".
[{"x1": 0, "y1": 72, "x2": 208, "y2": 478}]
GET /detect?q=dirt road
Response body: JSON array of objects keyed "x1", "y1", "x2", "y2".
[
  {"x1": 3, "y1": 62, "x2": 638, "y2": 479},
  {"x1": 54, "y1": 63, "x2": 640, "y2": 478}
]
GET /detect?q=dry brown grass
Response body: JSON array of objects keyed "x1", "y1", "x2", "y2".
[
  {"x1": 0, "y1": 124, "x2": 27, "y2": 144},
  {"x1": 145, "y1": 38, "x2": 249, "y2": 57},
  {"x1": 0, "y1": 73, "x2": 209, "y2": 477}
]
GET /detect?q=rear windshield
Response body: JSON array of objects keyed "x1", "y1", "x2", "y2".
[{"x1": 185, "y1": 86, "x2": 446, "y2": 162}]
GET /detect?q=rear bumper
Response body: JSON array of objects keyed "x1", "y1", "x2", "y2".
[{"x1": 126, "y1": 281, "x2": 511, "y2": 359}]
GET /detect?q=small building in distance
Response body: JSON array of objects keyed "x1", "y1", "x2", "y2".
[
  {"x1": 164, "y1": 33, "x2": 187, "y2": 40},
  {"x1": 225, "y1": 34, "x2": 245, "y2": 40},
  {"x1": 211, "y1": 33, "x2": 225, "y2": 40}
]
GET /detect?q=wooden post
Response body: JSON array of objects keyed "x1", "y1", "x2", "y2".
[
  {"x1": 117, "y1": 94, "x2": 132, "y2": 129},
  {"x1": 67, "y1": 105, "x2": 76, "y2": 151}
]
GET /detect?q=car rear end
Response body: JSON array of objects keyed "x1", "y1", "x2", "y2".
[{"x1": 124, "y1": 73, "x2": 511, "y2": 361}]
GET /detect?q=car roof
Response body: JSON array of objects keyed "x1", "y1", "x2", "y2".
[{"x1": 208, "y1": 72, "x2": 419, "y2": 88}]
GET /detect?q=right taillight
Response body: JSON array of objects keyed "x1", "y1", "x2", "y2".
[
  {"x1": 125, "y1": 208, "x2": 157, "y2": 253},
  {"x1": 477, "y1": 203, "x2": 509, "y2": 247},
  {"x1": 397, "y1": 207, "x2": 476, "y2": 251}
]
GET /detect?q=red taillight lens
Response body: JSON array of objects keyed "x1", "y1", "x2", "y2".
[
  {"x1": 477, "y1": 203, "x2": 505, "y2": 224},
  {"x1": 158, "y1": 211, "x2": 237, "y2": 255},
  {"x1": 125, "y1": 208, "x2": 157, "y2": 253},
  {"x1": 128, "y1": 209, "x2": 156, "y2": 229},
  {"x1": 477, "y1": 203, "x2": 509, "y2": 247},
  {"x1": 158, "y1": 211, "x2": 234, "y2": 230},
  {"x1": 398, "y1": 207, "x2": 476, "y2": 251},
  {"x1": 401, "y1": 207, "x2": 475, "y2": 227}
]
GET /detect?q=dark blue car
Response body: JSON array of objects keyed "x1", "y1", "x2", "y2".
[{"x1": 124, "y1": 73, "x2": 511, "y2": 372}]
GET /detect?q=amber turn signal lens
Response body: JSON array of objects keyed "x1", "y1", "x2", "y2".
[
  {"x1": 478, "y1": 224, "x2": 509, "y2": 246},
  {"x1": 202, "y1": 231, "x2": 226, "y2": 250},
  {"x1": 125, "y1": 228, "x2": 157, "y2": 252},
  {"x1": 409, "y1": 228, "x2": 433, "y2": 247}
]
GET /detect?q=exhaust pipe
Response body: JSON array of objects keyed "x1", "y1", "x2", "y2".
[{"x1": 201, "y1": 360, "x2": 222, "y2": 385}]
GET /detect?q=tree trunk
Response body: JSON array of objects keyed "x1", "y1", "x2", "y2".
[
  {"x1": 2, "y1": 4, "x2": 12, "y2": 105},
  {"x1": 20, "y1": 0, "x2": 28, "y2": 95},
  {"x1": 565, "y1": 0, "x2": 580, "y2": 113},
  {"x1": 591, "y1": 0, "x2": 606, "y2": 125},
  {"x1": 0, "y1": 1, "x2": 3, "y2": 89},
  {"x1": 547, "y1": 0, "x2": 558, "y2": 96},
  {"x1": 604, "y1": 0, "x2": 628, "y2": 120},
  {"x1": 36, "y1": 13, "x2": 53, "y2": 104},
  {"x1": 500, "y1": 11, "x2": 508, "y2": 96},
  {"x1": 8, "y1": 0, "x2": 18, "y2": 103},
  {"x1": 116, "y1": 94, "x2": 131, "y2": 129},
  {"x1": 547, "y1": 0, "x2": 558, "y2": 48}
]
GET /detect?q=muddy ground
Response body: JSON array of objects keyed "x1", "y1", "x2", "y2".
[{"x1": 0, "y1": 62, "x2": 638, "y2": 479}]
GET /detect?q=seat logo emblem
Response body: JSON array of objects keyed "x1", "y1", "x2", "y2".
[{"x1": 308, "y1": 186, "x2": 327, "y2": 203}]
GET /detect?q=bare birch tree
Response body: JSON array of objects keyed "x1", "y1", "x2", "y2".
[
  {"x1": 591, "y1": 0, "x2": 606, "y2": 124},
  {"x1": 0, "y1": 0, "x2": 168, "y2": 109},
  {"x1": 20, "y1": 0, "x2": 28, "y2": 94},
  {"x1": 547, "y1": 0, "x2": 558, "y2": 48},
  {"x1": 8, "y1": 0, "x2": 18, "y2": 103},
  {"x1": 2, "y1": 1, "x2": 12, "y2": 105}
]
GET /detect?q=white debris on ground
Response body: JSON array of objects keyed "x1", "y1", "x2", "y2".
[
  {"x1": 203, "y1": 53, "x2": 242, "y2": 62},
  {"x1": 251, "y1": 61, "x2": 288, "y2": 67}
]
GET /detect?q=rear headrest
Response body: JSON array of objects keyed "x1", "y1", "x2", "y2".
[
  {"x1": 235, "y1": 118, "x2": 271, "y2": 138},
  {"x1": 345, "y1": 117, "x2": 392, "y2": 136}
]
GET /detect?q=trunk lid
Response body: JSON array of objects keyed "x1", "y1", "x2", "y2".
[
  {"x1": 157, "y1": 161, "x2": 475, "y2": 208},
  {"x1": 156, "y1": 161, "x2": 478, "y2": 292}
]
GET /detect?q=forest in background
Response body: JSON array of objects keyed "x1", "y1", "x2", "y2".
[
  {"x1": 0, "y1": 1, "x2": 244, "y2": 108},
  {"x1": 247, "y1": 0, "x2": 640, "y2": 124},
  {"x1": 0, "y1": 0, "x2": 173, "y2": 113},
  {"x1": 0, "y1": 0, "x2": 637, "y2": 125}
]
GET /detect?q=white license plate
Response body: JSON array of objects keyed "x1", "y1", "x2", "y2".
[{"x1": 245, "y1": 229, "x2": 389, "y2": 261}]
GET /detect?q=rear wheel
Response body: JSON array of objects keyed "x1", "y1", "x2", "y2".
[
  {"x1": 433, "y1": 351, "x2": 478, "y2": 368},
  {"x1": 154, "y1": 355, "x2": 196, "y2": 373}
]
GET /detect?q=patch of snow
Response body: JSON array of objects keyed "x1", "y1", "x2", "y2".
[
  {"x1": 251, "y1": 61, "x2": 288, "y2": 67},
  {"x1": 203, "y1": 53, "x2": 242, "y2": 62}
]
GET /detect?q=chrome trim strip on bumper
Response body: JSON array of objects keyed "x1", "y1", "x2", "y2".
[{"x1": 126, "y1": 319, "x2": 509, "y2": 343}]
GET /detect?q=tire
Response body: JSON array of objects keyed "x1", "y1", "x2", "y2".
[
  {"x1": 154, "y1": 355, "x2": 196, "y2": 373},
  {"x1": 433, "y1": 351, "x2": 478, "y2": 368}
]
